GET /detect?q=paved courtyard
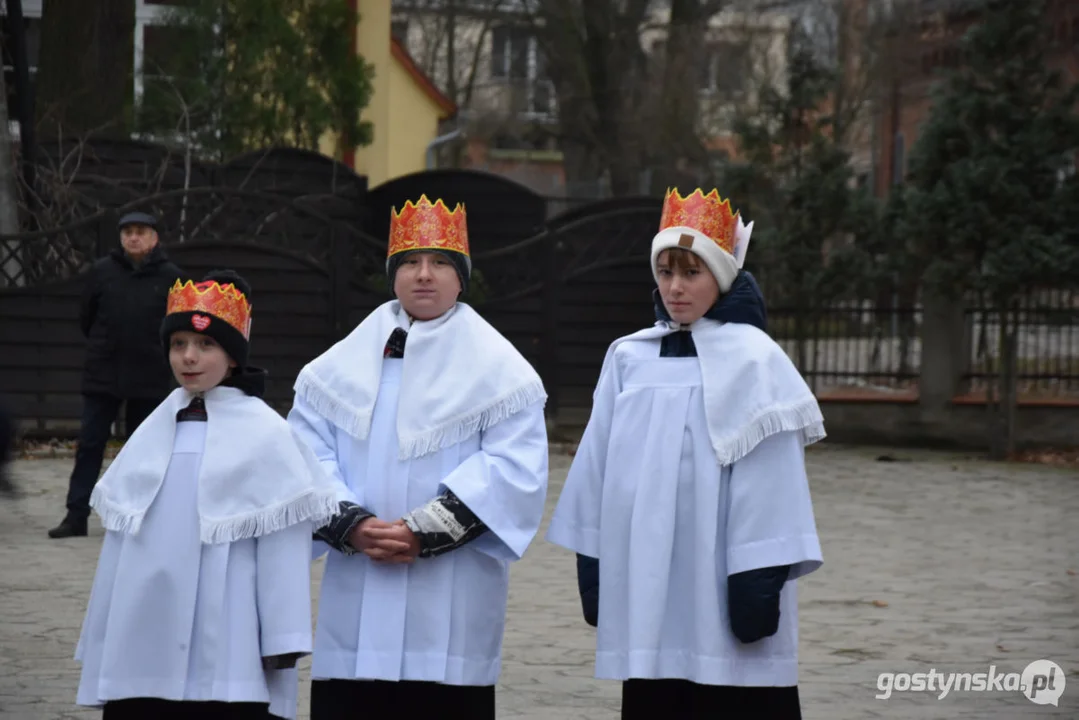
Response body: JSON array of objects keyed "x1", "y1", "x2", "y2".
[{"x1": 1, "y1": 443, "x2": 1076, "y2": 719}]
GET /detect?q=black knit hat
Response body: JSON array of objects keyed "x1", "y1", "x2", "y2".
[
  {"x1": 386, "y1": 248, "x2": 470, "y2": 296},
  {"x1": 161, "y1": 269, "x2": 253, "y2": 368}
]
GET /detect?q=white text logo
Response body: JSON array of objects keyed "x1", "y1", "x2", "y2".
[{"x1": 876, "y1": 660, "x2": 1065, "y2": 705}]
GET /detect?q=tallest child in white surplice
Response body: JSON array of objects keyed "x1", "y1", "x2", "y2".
[
  {"x1": 288, "y1": 195, "x2": 549, "y2": 720},
  {"x1": 546, "y1": 188, "x2": 826, "y2": 720}
]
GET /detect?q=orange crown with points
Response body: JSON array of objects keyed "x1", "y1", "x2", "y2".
[
  {"x1": 166, "y1": 279, "x2": 252, "y2": 339},
  {"x1": 388, "y1": 195, "x2": 470, "y2": 259},
  {"x1": 659, "y1": 188, "x2": 740, "y2": 255}
]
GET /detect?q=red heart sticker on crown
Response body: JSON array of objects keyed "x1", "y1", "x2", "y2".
[{"x1": 191, "y1": 314, "x2": 211, "y2": 331}]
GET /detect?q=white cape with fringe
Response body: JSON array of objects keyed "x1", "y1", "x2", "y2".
[
  {"x1": 293, "y1": 300, "x2": 547, "y2": 459},
  {"x1": 606, "y1": 318, "x2": 824, "y2": 465},
  {"x1": 89, "y1": 385, "x2": 340, "y2": 544}
]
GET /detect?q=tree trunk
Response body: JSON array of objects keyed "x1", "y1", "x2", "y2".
[
  {"x1": 654, "y1": 0, "x2": 709, "y2": 188},
  {"x1": 5, "y1": 0, "x2": 36, "y2": 223},
  {"x1": 533, "y1": 0, "x2": 651, "y2": 195},
  {"x1": 0, "y1": 49, "x2": 23, "y2": 286},
  {"x1": 34, "y1": 0, "x2": 136, "y2": 140}
]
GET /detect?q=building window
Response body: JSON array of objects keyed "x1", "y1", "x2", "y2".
[
  {"x1": 490, "y1": 24, "x2": 532, "y2": 80},
  {"x1": 699, "y1": 42, "x2": 747, "y2": 99},
  {"x1": 1, "y1": 0, "x2": 175, "y2": 126},
  {"x1": 490, "y1": 23, "x2": 554, "y2": 119},
  {"x1": 0, "y1": 12, "x2": 42, "y2": 137}
]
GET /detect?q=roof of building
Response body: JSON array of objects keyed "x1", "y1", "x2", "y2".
[{"x1": 390, "y1": 36, "x2": 458, "y2": 119}]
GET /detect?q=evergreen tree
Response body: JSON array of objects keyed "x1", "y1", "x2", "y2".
[
  {"x1": 901, "y1": 0, "x2": 1079, "y2": 457},
  {"x1": 725, "y1": 32, "x2": 876, "y2": 375},
  {"x1": 141, "y1": 0, "x2": 375, "y2": 160}
]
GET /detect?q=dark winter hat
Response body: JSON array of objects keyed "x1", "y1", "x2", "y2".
[
  {"x1": 161, "y1": 269, "x2": 253, "y2": 368},
  {"x1": 386, "y1": 249, "x2": 470, "y2": 296},
  {"x1": 385, "y1": 195, "x2": 471, "y2": 295},
  {"x1": 118, "y1": 211, "x2": 158, "y2": 230}
]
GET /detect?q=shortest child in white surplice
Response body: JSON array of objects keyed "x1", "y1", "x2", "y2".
[{"x1": 74, "y1": 270, "x2": 339, "y2": 720}]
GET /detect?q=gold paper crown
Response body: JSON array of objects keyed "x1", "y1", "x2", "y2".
[
  {"x1": 388, "y1": 194, "x2": 470, "y2": 259},
  {"x1": 658, "y1": 188, "x2": 739, "y2": 255},
  {"x1": 166, "y1": 279, "x2": 252, "y2": 339}
]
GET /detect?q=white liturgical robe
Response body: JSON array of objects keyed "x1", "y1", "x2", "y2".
[
  {"x1": 289, "y1": 358, "x2": 549, "y2": 686},
  {"x1": 75, "y1": 420, "x2": 315, "y2": 719},
  {"x1": 547, "y1": 327, "x2": 824, "y2": 687}
]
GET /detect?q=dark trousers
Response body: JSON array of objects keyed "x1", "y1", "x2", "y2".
[
  {"x1": 102, "y1": 698, "x2": 271, "y2": 719},
  {"x1": 311, "y1": 679, "x2": 495, "y2": 720},
  {"x1": 65, "y1": 393, "x2": 159, "y2": 521},
  {"x1": 621, "y1": 679, "x2": 802, "y2": 720}
]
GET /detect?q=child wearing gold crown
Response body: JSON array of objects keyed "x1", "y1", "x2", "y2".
[
  {"x1": 73, "y1": 270, "x2": 339, "y2": 720},
  {"x1": 546, "y1": 189, "x2": 825, "y2": 719},
  {"x1": 288, "y1": 195, "x2": 549, "y2": 719}
]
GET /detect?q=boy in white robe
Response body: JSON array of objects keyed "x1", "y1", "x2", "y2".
[
  {"x1": 288, "y1": 195, "x2": 549, "y2": 720},
  {"x1": 546, "y1": 188, "x2": 825, "y2": 719},
  {"x1": 74, "y1": 270, "x2": 340, "y2": 720}
]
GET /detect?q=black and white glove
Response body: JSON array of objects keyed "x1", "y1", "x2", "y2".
[
  {"x1": 314, "y1": 501, "x2": 375, "y2": 555},
  {"x1": 401, "y1": 489, "x2": 489, "y2": 558}
]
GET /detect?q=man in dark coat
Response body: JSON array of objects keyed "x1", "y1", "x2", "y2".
[{"x1": 48, "y1": 212, "x2": 184, "y2": 538}]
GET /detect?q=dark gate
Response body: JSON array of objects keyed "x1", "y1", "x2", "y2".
[
  {"x1": 1, "y1": 187, "x2": 389, "y2": 431},
  {"x1": 546, "y1": 198, "x2": 664, "y2": 410}
]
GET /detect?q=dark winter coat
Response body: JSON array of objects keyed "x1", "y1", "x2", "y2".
[{"x1": 79, "y1": 245, "x2": 184, "y2": 399}]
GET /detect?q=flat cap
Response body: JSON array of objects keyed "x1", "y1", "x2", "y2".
[{"x1": 118, "y1": 211, "x2": 158, "y2": 230}]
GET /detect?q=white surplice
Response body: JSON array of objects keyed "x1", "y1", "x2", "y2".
[
  {"x1": 546, "y1": 323, "x2": 824, "y2": 687},
  {"x1": 289, "y1": 354, "x2": 549, "y2": 686},
  {"x1": 75, "y1": 420, "x2": 314, "y2": 719}
]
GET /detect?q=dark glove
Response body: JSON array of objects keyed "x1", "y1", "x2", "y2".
[
  {"x1": 262, "y1": 652, "x2": 304, "y2": 670},
  {"x1": 576, "y1": 553, "x2": 600, "y2": 627},
  {"x1": 401, "y1": 489, "x2": 489, "y2": 558},
  {"x1": 728, "y1": 564, "x2": 790, "y2": 643}
]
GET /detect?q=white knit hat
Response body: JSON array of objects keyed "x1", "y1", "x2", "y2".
[{"x1": 650, "y1": 188, "x2": 754, "y2": 293}]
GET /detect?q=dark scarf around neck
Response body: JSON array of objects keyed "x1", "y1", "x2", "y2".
[{"x1": 654, "y1": 269, "x2": 768, "y2": 358}]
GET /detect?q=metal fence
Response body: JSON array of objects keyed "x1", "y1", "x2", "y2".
[
  {"x1": 769, "y1": 301, "x2": 922, "y2": 397},
  {"x1": 964, "y1": 288, "x2": 1079, "y2": 398},
  {"x1": 762, "y1": 290, "x2": 1079, "y2": 399}
]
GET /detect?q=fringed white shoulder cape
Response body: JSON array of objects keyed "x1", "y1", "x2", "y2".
[
  {"x1": 90, "y1": 386, "x2": 340, "y2": 544},
  {"x1": 603, "y1": 319, "x2": 825, "y2": 465},
  {"x1": 294, "y1": 300, "x2": 547, "y2": 459}
]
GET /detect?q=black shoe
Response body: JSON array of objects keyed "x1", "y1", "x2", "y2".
[{"x1": 48, "y1": 517, "x2": 88, "y2": 538}]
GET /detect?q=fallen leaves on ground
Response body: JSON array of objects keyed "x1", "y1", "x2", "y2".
[{"x1": 1011, "y1": 448, "x2": 1079, "y2": 468}]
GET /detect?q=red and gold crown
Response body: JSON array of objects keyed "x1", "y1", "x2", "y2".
[
  {"x1": 166, "y1": 279, "x2": 252, "y2": 339},
  {"x1": 387, "y1": 195, "x2": 470, "y2": 259},
  {"x1": 658, "y1": 188, "x2": 739, "y2": 255}
]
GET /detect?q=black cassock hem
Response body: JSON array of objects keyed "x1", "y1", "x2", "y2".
[
  {"x1": 102, "y1": 698, "x2": 274, "y2": 719},
  {"x1": 311, "y1": 678, "x2": 495, "y2": 720},
  {"x1": 621, "y1": 679, "x2": 802, "y2": 720}
]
